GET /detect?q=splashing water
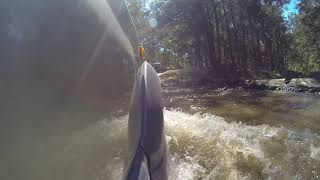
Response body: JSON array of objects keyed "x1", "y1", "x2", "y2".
[
  {"x1": 164, "y1": 110, "x2": 320, "y2": 179},
  {"x1": 29, "y1": 107, "x2": 320, "y2": 180}
]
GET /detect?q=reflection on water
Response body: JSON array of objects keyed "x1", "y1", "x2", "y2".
[{"x1": 2, "y1": 89, "x2": 320, "y2": 180}]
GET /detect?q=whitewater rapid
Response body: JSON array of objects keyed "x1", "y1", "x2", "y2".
[{"x1": 35, "y1": 109, "x2": 320, "y2": 180}]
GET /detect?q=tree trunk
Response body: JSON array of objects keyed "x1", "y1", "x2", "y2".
[
  {"x1": 221, "y1": 0, "x2": 233, "y2": 65},
  {"x1": 230, "y1": 4, "x2": 238, "y2": 65},
  {"x1": 213, "y1": 0, "x2": 221, "y2": 65}
]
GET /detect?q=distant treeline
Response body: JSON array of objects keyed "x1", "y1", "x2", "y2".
[{"x1": 126, "y1": 0, "x2": 320, "y2": 75}]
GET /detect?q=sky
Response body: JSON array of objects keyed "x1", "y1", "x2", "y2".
[
  {"x1": 283, "y1": 0, "x2": 300, "y2": 20},
  {"x1": 144, "y1": 0, "x2": 154, "y2": 9}
]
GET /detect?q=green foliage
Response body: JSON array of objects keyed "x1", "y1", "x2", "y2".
[
  {"x1": 143, "y1": 0, "x2": 291, "y2": 73},
  {"x1": 127, "y1": 0, "x2": 319, "y2": 75},
  {"x1": 287, "y1": 0, "x2": 320, "y2": 73}
]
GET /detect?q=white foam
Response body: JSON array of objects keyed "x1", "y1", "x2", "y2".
[
  {"x1": 163, "y1": 110, "x2": 320, "y2": 179},
  {"x1": 310, "y1": 144, "x2": 320, "y2": 161},
  {"x1": 40, "y1": 110, "x2": 320, "y2": 179}
]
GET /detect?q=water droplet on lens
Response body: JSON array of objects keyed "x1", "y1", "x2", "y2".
[{"x1": 149, "y1": 17, "x2": 157, "y2": 28}]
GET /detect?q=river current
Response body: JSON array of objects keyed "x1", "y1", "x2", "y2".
[{"x1": 5, "y1": 88, "x2": 320, "y2": 180}]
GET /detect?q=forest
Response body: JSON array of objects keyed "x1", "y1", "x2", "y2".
[{"x1": 118, "y1": 0, "x2": 320, "y2": 77}]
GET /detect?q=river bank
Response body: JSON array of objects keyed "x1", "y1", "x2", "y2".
[{"x1": 159, "y1": 69, "x2": 320, "y2": 94}]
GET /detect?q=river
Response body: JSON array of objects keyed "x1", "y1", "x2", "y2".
[{"x1": 3, "y1": 87, "x2": 320, "y2": 180}]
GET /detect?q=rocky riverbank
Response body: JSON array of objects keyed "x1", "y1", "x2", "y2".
[
  {"x1": 243, "y1": 78, "x2": 320, "y2": 93},
  {"x1": 159, "y1": 69, "x2": 320, "y2": 94}
]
